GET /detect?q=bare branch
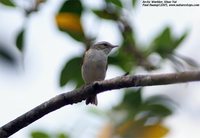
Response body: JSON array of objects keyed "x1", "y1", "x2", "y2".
[{"x1": 0, "y1": 71, "x2": 200, "y2": 137}]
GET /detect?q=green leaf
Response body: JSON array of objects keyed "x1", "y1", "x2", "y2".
[
  {"x1": 109, "y1": 45, "x2": 136, "y2": 72},
  {"x1": 60, "y1": 57, "x2": 84, "y2": 87},
  {"x1": 56, "y1": 133, "x2": 69, "y2": 138},
  {"x1": 145, "y1": 95, "x2": 174, "y2": 106},
  {"x1": 150, "y1": 27, "x2": 188, "y2": 58},
  {"x1": 143, "y1": 104, "x2": 173, "y2": 117},
  {"x1": 123, "y1": 89, "x2": 142, "y2": 108},
  {"x1": 0, "y1": 46, "x2": 16, "y2": 65},
  {"x1": 150, "y1": 27, "x2": 173, "y2": 57},
  {"x1": 173, "y1": 31, "x2": 188, "y2": 48},
  {"x1": 56, "y1": 0, "x2": 85, "y2": 42},
  {"x1": 143, "y1": 95, "x2": 174, "y2": 117},
  {"x1": 16, "y1": 29, "x2": 24, "y2": 51},
  {"x1": 109, "y1": 55, "x2": 134, "y2": 72},
  {"x1": 92, "y1": 9, "x2": 118, "y2": 20},
  {"x1": 31, "y1": 131, "x2": 50, "y2": 138},
  {"x1": 132, "y1": 0, "x2": 137, "y2": 7},
  {"x1": 0, "y1": 0, "x2": 15, "y2": 7},
  {"x1": 59, "y1": 0, "x2": 83, "y2": 15},
  {"x1": 154, "y1": 27, "x2": 172, "y2": 52},
  {"x1": 114, "y1": 89, "x2": 142, "y2": 112},
  {"x1": 109, "y1": 32, "x2": 138, "y2": 72},
  {"x1": 106, "y1": 0, "x2": 123, "y2": 8}
]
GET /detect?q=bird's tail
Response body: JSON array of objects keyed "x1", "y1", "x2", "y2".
[{"x1": 86, "y1": 95, "x2": 98, "y2": 105}]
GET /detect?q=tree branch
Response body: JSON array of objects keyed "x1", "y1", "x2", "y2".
[{"x1": 1, "y1": 71, "x2": 200, "y2": 137}]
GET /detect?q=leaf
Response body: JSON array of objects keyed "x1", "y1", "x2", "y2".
[
  {"x1": 145, "y1": 95, "x2": 175, "y2": 106},
  {"x1": 143, "y1": 104, "x2": 172, "y2": 117},
  {"x1": 123, "y1": 89, "x2": 142, "y2": 108},
  {"x1": 106, "y1": 0, "x2": 123, "y2": 8},
  {"x1": 60, "y1": 57, "x2": 84, "y2": 87},
  {"x1": 16, "y1": 29, "x2": 24, "y2": 51},
  {"x1": 141, "y1": 124, "x2": 169, "y2": 138},
  {"x1": 150, "y1": 27, "x2": 189, "y2": 58},
  {"x1": 116, "y1": 120, "x2": 134, "y2": 136},
  {"x1": 109, "y1": 37, "x2": 137, "y2": 72},
  {"x1": 0, "y1": 46, "x2": 16, "y2": 65},
  {"x1": 152, "y1": 27, "x2": 173, "y2": 57},
  {"x1": 155, "y1": 27, "x2": 172, "y2": 44},
  {"x1": 143, "y1": 95, "x2": 174, "y2": 118},
  {"x1": 55, "y1": 13, "x2": 84, "y2": 41},
  {"x1": 114, "y1": 89, "x2": 142, "y2": 113},
  {"x1": 173, "y1": 31, "x2": 188, "y2": 48},
  {"x1": 55, "y1": 0, "x2": 85, "y2": 41},
  {"x1": 31, "y1": 131, "x2": 50, "y2": 138},
  {"x1": 109, "y1": 46, "x2": 136, "y2": 72},
  {"x1": 0, "y1": 0, "x2": 15, "y2": 7},
  {"x1": 92, "y1": 9, "x2": 118, "y2": 20},
  {"x1": 132, "y1": 0, "x2": 137, "y2": 7},
  {"x1": 58, "y1": 0, "x2": 83, "y2": 15},
  {"x1": 56, "y1": 133, "x2": 69, "y2": 138}
]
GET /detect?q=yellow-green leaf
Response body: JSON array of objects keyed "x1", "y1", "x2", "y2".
[
  {"x1": 56, "y1": 0, "x2": 85, "y2": 41},
  {"x1": 56, "y1": 13, "x2": 83, "y2": 33},
  {"x1": 141, "y1": 124, "x2": 169, "y2": 138},
  {"x1": 31, "y1": 131, "x2": 50, "y2": 138},
  {"x1": 0, "y1": 0, "x2": 15, "y2": 7}
]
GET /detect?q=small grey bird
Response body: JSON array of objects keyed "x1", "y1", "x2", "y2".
[{"x1": 81, "y1": 41, "x2": 118, "y2": 105}]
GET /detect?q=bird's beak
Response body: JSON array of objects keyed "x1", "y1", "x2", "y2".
[{"x1": 112, "y1": 45, "x2": 118, "y2": 48}]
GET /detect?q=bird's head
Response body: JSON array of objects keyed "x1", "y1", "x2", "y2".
[{"x1": 91, "y1": 41, "x2": 118, "y2": 54}]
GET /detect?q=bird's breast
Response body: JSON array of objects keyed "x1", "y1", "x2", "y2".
[{"x1": 82, "y1": 50, "x2": 108, "y2": 83}]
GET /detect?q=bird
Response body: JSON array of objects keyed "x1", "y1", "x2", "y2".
[{"x1": 81, "y1": 41, "x2": 118, "y2": 105}]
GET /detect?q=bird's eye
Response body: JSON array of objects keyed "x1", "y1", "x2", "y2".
[{"x1": 103, "y1": 43, "x2": 108, "y2": 46}]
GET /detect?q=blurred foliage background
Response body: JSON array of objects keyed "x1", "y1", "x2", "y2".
[{"x1": 0, "y1": 0, "x2": 198, "y2": 138}]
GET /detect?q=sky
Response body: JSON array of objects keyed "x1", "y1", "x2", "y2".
[{"x1": 0, "y1": 0, "x2": 200, "y2": 138}]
